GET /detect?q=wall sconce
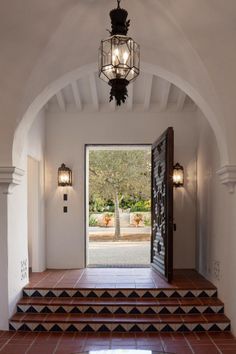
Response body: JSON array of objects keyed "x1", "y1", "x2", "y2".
[
  {"x1": 58, "y1": 163, "x2": 72, "y2": 187},
  {"x1": 173, "y1": 163, "x2": 184, "y2": 188}
]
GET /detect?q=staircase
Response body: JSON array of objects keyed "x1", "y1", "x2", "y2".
[{"x1": 10, "y1": 286, "x2": 230, "y2": 333}]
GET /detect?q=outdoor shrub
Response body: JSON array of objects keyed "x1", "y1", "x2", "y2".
[
  {"x1": 130, "y1": 200, "x2": 151, "y2": 212},
  {"x1": 104, "y1": 205, "x2": 115, "y2": 212},
  {"x1": 89, "y1": 215, "x2": 99, "y2": 226},
  {"x1": 89, "y1": 196, "x2": 107, "y2": 213},
  {"x1": 144, "y1": 216, "x2": 151, "y2": 226}
]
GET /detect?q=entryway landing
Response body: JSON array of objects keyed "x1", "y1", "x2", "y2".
[
  {"x1": 9, "y1": 268, "x2": 230, "y2": 333},
  {"x1": 27, "y1": 268, "x2": 216, "y2": 290},
  {"x1": 10, "y1": 268, "x2": 230, "y2": 333}
]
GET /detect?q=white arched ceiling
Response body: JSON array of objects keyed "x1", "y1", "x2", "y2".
[
  {"x1": 12, "y1": 62, "x2": 228, "y2": 167},
  {"x1": 8, "y1": 0, "x2": 235, "y2": 166},
  {"x1": 45, "y1": 67, "x2": 197, "y2": 114}
]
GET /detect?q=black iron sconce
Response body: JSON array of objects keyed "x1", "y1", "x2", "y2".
[
  {"x1": 58, "y1": 164, "x2": 72, "y2": 213},
  {"x1": 58, "y1": 163, "x2": 72, "y2": 187},
  {"x1": 173, "y1": 163, "x2": 184, "y2": 188}
]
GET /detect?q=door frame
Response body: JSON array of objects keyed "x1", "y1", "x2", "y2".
[
  {"x1": 27, "y1": 156, "x2": 41, "y2": 272},
  {"x1": 84, "y1": 143, "x2": 152, "y2": 267}
]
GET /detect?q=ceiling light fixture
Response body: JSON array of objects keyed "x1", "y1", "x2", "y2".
[{"x1": 98, "y1": 0, "x2": 140, "y2": 106}]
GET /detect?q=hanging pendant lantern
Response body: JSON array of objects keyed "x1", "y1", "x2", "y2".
[{"x1": 99, "y1": 0, "x2": 140, "y2": 106}]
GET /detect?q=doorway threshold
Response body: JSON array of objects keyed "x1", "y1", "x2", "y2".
[{"x1": 87, "y1": 264, "x2": 150, "y2": 268}]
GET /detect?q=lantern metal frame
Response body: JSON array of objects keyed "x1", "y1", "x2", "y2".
[
  {"x1": 58, "y1": 163, "x2": 72, "y2": 187},
  {"x1": 173, "y1": 163, "x2": 184, "y2": 188},
  {"x1": 98, "y1": 0, "x2": 140, "y2": 106}
]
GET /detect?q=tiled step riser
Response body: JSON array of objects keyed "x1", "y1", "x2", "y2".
[
  {"x1": 9, "y1": 321, "x2": 231, "y2": 333},
  {"x1": 14, "y1": 286, "x2": 228, "y2": 334},
  {"x1": 23, "y1": 289, "x2": 218, "y2": 299},
  {"x1": 17, "y1": 304, "x2": 224, "y2": 315}
]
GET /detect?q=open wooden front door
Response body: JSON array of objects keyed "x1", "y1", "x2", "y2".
[{"x1": 151, "y1": 127, "x2": 174, "y2": 282}]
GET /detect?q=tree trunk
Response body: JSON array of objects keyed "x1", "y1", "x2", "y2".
[{"x1": 114, "y1": 191, "x2": 121, "y2": 241}]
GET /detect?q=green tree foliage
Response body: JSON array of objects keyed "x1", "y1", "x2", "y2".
[
  {"x1": 130, "y1": 200, "x2": 151, "y2": 212},
  {"x1": 89, "y1": 149, "x2": 151, "y2": 240}
]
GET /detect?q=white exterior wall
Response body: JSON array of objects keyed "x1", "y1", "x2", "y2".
[{"x1": 45, "y1": 110, "x2": 198, "y2": 269}]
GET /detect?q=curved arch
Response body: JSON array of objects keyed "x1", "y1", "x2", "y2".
[{"x1": 13, "y1": 61, "x2": 228, "y2": 166}]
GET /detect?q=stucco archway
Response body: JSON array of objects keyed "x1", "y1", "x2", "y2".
[{"x1": 13, "y1": 61, "x2": 228, "y2": 167}]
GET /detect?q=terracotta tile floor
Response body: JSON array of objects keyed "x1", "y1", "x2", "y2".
[
  {"x1": 27, "y1": 269, "x2": 216, "y2": 290},
  {"x1": 0, "y1": 331, "x2": 236, "y2": 353}
]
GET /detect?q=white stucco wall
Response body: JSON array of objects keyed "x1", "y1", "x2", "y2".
[
  {"x1": 196, "y1": 111, "x2": 236, "y2": 332},
  {"x1": 7, "y1": 110, "x2": 46, "y2": 320},
  {"x1": 27, "y1": 113, "x2": 46, "y2": 272},
  {"x1": 45, "y1": 109, "x2": 198, "y2": 269},
  {"x1": 0, "y1": 0, "x2": 236, "y2": 334}
]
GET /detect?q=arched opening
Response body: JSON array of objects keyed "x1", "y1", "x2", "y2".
[
  {"x1": 1, "y1": 0, "x2": 235, "y2": 335},
  {"x1": 13, "y1": 62, "x2": 228, "y2": 167},
  {"x1": 9, "y1": 67, "x2": 228, "y2": 334},
  {"x1": 9, "y1": 61, "x2": 223, "y2": 277}
]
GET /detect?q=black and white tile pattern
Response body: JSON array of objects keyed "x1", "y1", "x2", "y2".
[
  {"x1": 23, "y1": 288, "x2": 218, "y2": 299},
  {"x1": 9, "y1": 320, "x2": 231, "y2": 333},
  {"x1": 16, "y1": 303, "x2": 224, "y2": 315},
  {"x1": 10, "y1": 286, "x2": 230, "y2": 333}
]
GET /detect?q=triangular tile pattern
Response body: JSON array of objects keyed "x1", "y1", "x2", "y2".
[
  {"x1": 177, "y1": 324, "x2": 190, "y2": 332},
  {"x1": 22, "y1": 288, "x2": 219, "y2": 299},
  {"x1": 66, "y1": 324, "x2": 78, "y2": 332},
  {"x1": 9, "y1": 284, "x2": 230, "y2": 333}
]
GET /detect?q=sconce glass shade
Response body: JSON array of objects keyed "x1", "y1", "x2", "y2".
[
  {"x1": 173, "y1": 163, "x2": 184, "y2": 188},
  {"x1": 99, "y1": 35, "x2": 140, "y2": 84},
  {"x1": 58, "y1": 164, "x2": 72, "y2": 187}
]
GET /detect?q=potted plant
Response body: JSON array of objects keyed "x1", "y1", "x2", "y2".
[
  {"x1": 133, "y1": 213, "x2": 143, "y2": 227},
  {"x1": 103, "y1": 213, "x2": 113, "y2": 227}
]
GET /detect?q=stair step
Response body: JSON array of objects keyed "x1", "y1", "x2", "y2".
[
  {"x1": 16, "y1": 297, "x2": 224, "y2": 314},
  {"x1": 18, "y1": 297, "x2": 223, "y2": 306},
  {"x1": 9, "y1": 313, "x2": 230, "y2": 333},
  {"x1": 10, "y1": 312, "x2": 230, "y2": 323},
  {"x1": 23, "y1": 288, "x2": 218, "y2": 299},
  {"x1": 11, "y1": 279, "x2": 228, "y2": 333}
]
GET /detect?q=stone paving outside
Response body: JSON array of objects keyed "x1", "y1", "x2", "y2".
[
  {"x1": 88, "y1": 241, "x2": 150, "y2": 265},
  {"x1": 89, "y1": 227, "x2": 151, "y2": 234},
  {"x1": 88, "y1": 227, "x2": 151, "y2": 266}
]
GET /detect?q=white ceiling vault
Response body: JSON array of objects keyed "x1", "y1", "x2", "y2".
[{"x1": 45, "y1": 71, "x2": 197, "y2": 113}]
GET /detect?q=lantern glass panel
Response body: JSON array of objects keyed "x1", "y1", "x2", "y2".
[
  {"x1": 58, "y1": 164, "x2": 72, "y2": 187},
  {"x1": 173, "y1": 164, "x2": 184, "y2": 187},
  {"x1": 59, "y1": 172, "x2": 70, "y2": 185},
  {"x1": 99, "y1": 35, "x2": 140, "y2": 83}
]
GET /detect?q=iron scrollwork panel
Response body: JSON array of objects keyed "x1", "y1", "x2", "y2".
[{"x1": 151, "y1": 128, "x2": 174, "y2": 281}]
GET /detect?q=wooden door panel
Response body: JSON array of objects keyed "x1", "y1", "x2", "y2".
[{"x1": 151, "y1": 127, "x2": 174, "y2": 282}]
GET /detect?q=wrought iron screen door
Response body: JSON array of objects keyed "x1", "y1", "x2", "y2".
[{"x1": 151, "y1": 127, "x2": 174, "y2": 282}]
